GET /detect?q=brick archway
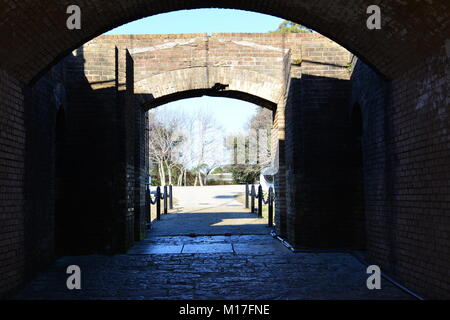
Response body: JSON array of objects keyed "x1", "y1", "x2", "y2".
[
  {"x1": 142, "y1": 89, "x2": 277, "y2": 111},
  {"x1": 136, "y1": 68, "x2": 283, "y2": 111},
  {"x1": 0, "y1": 2, "x2": 449, "y2": 299},
  {"x1": 1, "y1": 1, "x2": 448, "y2": 83}
]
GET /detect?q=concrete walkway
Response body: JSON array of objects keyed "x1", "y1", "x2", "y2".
[
  {"x1": 149, "y1": 207, "x2": 268, "y2": 237},
  {"x1": 170, "y1": 185, "x2": 246, "y2": 212},
  {"x1": 148, "y1": 184, "x2": 268, "y2": 237}
]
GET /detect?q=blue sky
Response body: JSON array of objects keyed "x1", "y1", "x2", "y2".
[
  {"x1": 106, "y1": 9, "x2": 282, "y2": 133},
  {"x1": 105, "y1": 9, "x2": 282, "y2": 35}
]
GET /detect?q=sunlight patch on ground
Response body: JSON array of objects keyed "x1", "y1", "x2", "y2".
[{"x1": 210, "y1": 218, "x2": 265, "y2": 226}]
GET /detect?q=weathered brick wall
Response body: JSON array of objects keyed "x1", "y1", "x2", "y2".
[
  {"x1": 283, "y1": 37, "x2": 355, "y2": 248},
  {"x1": 2, "y1": 1, "x2": 447, "y2": 85},
  {"x1": 0, "y1": 69, "x2": 26, "y2": 298},
  {"x1": 76, "y1": 33, "x2": 353, "y2": 243},
  {"x1": 82, "y1": 34, "x2": 287, "y2": 108},
  {"x1": 350, "y1": 45, "x2": 450, "y2": 299},
  {"x1": 24, "y1": 64, "x2": 65, "y2": 275},
  {"x1": 0, "y1": 64, "x2": 66, "y2": 298},
  {"x1": 61, "y1": 47, "x2": 133, "y2": 254},
  {"x1": 1, "y1": 26, "x2": 448, "y2": 301}
]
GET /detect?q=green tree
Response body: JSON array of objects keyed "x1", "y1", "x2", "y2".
[
  {"x1": 271, "y1": 20, "x2": 312, "y2": 33},
  {"x1": 229, "y1": 164, "x2": 260, "y2": 184}
]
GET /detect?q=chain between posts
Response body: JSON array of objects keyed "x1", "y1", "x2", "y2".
[
  {"x1": 147, "y1": 184, "x2": 173, "y2": 222},
  {"x1": 245, "y1": 184, "x2": 275, "y2": 227}
]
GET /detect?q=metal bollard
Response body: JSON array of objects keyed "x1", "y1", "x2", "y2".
[
  {"x1": 250, "y1": 185, "x2": 255, "y2": 213},
  {"x1": 257, "y1": 185, "x2": 263, "y2": 218},
  {"x1": 163, "y1": 185, "x2": 168, "y2": 214},
  {"x1": 169, "y1": 185, "x2": 173, "y2": 209},
  {"x1": 268, "y1": 187, "x2": 273, "y2": 227},
  {"x1": 245, "y1": 184, "x2": 249, "y2": 208},
  {"x1": 147, "y1": 185, "x2": 151, "y2": 224},
  {"x1": 156, "y1": 186, "x2": 161, "y2": 220}
]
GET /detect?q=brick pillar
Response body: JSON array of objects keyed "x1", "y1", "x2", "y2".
[
  {"x1": 116, "y1": 48, "x2": 136, "y2": 250},
  {"x1": 273, "y1": 103, "x2": 287, "y2": 237}
]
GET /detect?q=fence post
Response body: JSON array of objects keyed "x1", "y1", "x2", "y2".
[
  {"x1": 169, "y1": 184, "x2": 173, "y2": 209},
  {"x1": 147, "y1": 185, "x2": 151, "y2": 224},
  {"x1": 156, "y1": 186, "x2": 161, "y2": 220},
  {"x1": 258, "y1": 185, "x2": 263, "y2": 218},
  {"x1": 163, "y1": 185, "x2": 168, "y2": 214},
  {"x1": 250, "y1": 184, "x2": 255, "y2": 213},
  {"x1": 245, "y1": 184, "x2": 249, "y2": 208},
  {"x1": 268, "y1": 187, "x2": 273, "y2": 227}
]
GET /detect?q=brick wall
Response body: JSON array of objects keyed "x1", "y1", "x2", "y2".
[
  {"x1": 2, "y1": 1, "x2": 447, "y2": 84},
  {"x1": 1, "y1": 29, "x2": 448, "y2": 300},
  {"x1": 0, "y1": 69, "x2": 26, "y2": 298},
  {"x1": 24, "y1": 65, "x2": 64, "y2": 275},
  {"x1": 282, "y1": 38, "x2": 356, "y2": 248},
  {"x1": 351, "y1": 45, "x2": 450, "y2": 299},
  {"x1": 0, "y1": 63, "x2": 66, "y2": 298}
]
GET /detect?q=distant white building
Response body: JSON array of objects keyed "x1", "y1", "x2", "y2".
[{"x1": 207, "y1": 172, "x2": 234, "y2": 182}]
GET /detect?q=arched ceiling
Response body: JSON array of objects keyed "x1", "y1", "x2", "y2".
[{"x1": 0, "y1": 1, "x2": 448, "y2": 84}]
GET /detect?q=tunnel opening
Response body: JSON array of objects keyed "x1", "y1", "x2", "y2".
[{"x1": 2, "y1": 4, "x2": 448, "y2": 300}]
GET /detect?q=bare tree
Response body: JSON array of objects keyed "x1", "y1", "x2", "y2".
[
  {"x1": 190, "y1": 107, "x2": 223, "y2": 185},
  {"x1": 148, "y1": 111, "x2": 185, "y2": 185},
  {"x1": 246, "y1": 107, "x2": 273, "y2": 168},
  {"x1": 148, "y1": 105, "x2": 226, "y2": 186}
]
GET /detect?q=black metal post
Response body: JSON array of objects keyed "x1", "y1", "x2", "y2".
[
  {"x1": 156, "y1": 186, "x2": 161, "y2": 220},
  {"x1": 268, "y1": 187, "x2": 273, "y2": 227},
  {"x1": 147, "y1": 185, "x2": 151, "y2": 223},
  {"x1": 169, "y1": 185, "x2": 173, "y2": 209},
  {"x1": 163, "y1": 185, "x2": 168, "y2": 214},
  {"x1": 245, "y1": 184, "x2": 249, "y2": 208},
  {"x1": 258, "y1": 185, "x2": 263, "y2": 218},
  {"x1": 250, "y1": 184, "x2": 255, "y2": 213}
]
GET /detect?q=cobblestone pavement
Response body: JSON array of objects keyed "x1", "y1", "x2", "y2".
[
  {"x1": 13, "y1": 190, "x2": 413, "y2": 300},
  {"x1": 14, "y1": 234, "x2": 413, "y2": 300}
]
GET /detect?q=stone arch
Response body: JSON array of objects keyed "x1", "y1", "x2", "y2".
[
  {"x1": 141, "y1": 89, "x2": 277, "y2": 112},
  {"x1": 1, "y1": 1, "x2": 448, "y2": 83},
  {"x1": 135, "y1": 67, "x2": 284, "y2": 110}
]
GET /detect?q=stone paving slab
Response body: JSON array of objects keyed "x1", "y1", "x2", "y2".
[
  {"x1": 128, "y1": 245, "x2": 183, "y2": 254},
  {"x1": 143, "y1": 235, "x2": 276, "y2": 244},
  {"x1": 129, "y1": 235, "x2": 288, "y2": 255},
  {"x1": 233, "y1": 243, "x2": 289, "y2": 255},
  {"x1": 182, "y1": 243, "x2": 234, "y2": 254}
]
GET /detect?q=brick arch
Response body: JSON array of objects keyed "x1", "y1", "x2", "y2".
[
  {"x1": 1, "y1": 1, "x2": 448, "y2": 83},
  {"x1": 142, "y1": 89, "x2": 277, "y2": 111},
  {"x1": 135, "y1": 67, "x2": 284, "y2": 110}
]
